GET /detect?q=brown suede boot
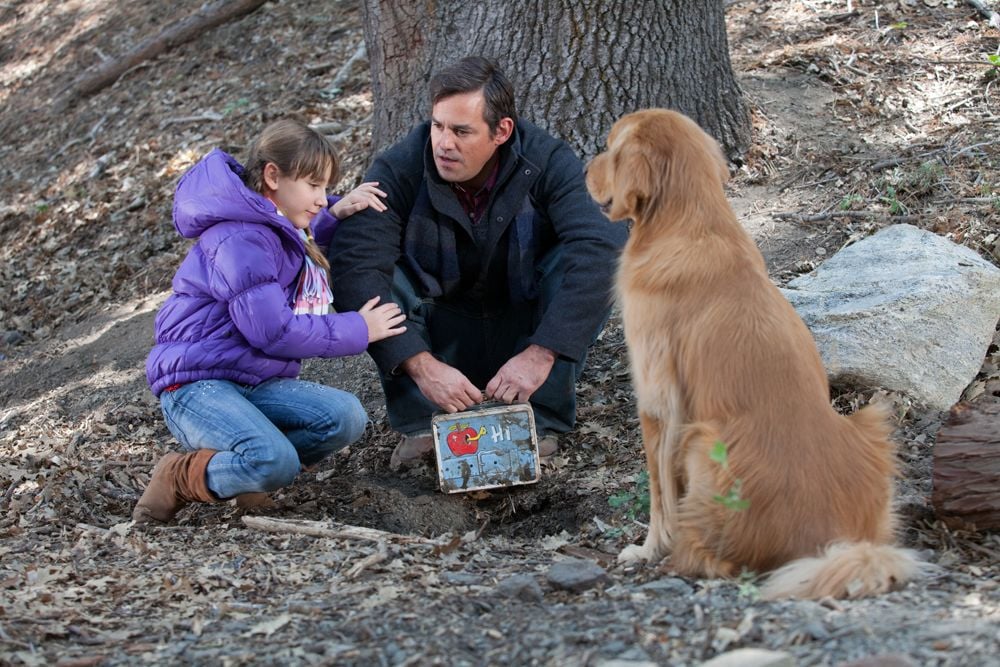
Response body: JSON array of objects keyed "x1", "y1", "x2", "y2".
[
  {"x1": 235, "y1": 492, "x2": 277, "y2": 510},
  {"x1": 132, "y1": 449, "x2": 218, "y2": 524}
]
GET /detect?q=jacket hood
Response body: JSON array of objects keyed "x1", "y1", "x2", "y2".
[{"x1": 172, "y1": 148, "x2": 298, "y2": 241}]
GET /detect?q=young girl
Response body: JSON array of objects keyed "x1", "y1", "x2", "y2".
[{"x1": 134, "y1": 117, "x2": 405, "y2": 524}]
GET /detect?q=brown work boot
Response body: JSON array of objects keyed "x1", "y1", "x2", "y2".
[
  {"x1": 538, "y1": 434, "x2": 559, "y2": 457},
  {"x1": 389, "y1": 431, "x2": 434, "y2": 470},
  {"x1": 132, "y1": 449, "x2": 218, "y2": 524}
]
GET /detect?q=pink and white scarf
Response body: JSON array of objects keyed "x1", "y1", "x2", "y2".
[{"x1": 293, "y1": 231, "x2": 333, "y2": 315}]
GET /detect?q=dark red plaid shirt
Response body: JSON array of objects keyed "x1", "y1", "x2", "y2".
[{"x1": 451, "y1": 160, "x2": 500, "y2": 224}]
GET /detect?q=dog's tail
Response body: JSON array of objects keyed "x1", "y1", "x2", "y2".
[{"x1": 760, "y1": 541, "x2": 930, "y2": 600}]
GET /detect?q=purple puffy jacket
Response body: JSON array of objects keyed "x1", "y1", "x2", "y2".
[{"x1": 145, "y1": 149, "x2": 368, "y2": 396}]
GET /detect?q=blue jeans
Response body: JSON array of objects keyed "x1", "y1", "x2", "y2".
[
  {"x1": 160, "y1": 378, "x2": 367, "y2": 499},
  {"x1": 381, "y1": 247, "x2": 604, "y2": 436}
]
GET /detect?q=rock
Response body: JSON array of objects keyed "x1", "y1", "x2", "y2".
[
  {"x1": 3, "y1": 330, "x2": 24, "y2": 346},
  {"x1": 494, "y1": 574, "x2": 544, "y2": 602},
  {"x1": 545, "y1": 558, "x2": 612, "y2": 593},
  {"x1": 597, "y1": 659, "x2": 657, "y2": 667},
  {"x1": 837, "y1": 656, "x2": 916, "y2": 667},
  {"x1": 781, "y1": 224, "x2": 1000, "y2": 410},
  {"x1": 700, "y1": 648, "x2": 795, "y2": 667},
  {"x1": 440, "y1": 571, "x2": 480, "y2": 586},
  {"x1": 638, "y1": 577, "x2": 694, "y2": 597}
]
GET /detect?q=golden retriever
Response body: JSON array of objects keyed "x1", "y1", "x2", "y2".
[{"x1": 586, "y1": 109, "x2": 927, "y2": 599}]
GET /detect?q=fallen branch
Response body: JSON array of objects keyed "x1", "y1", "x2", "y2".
[
  {"x1": 57, "y1": 0, "x2": 267, "y2": 110},
  {"x1": 966, "y1": 0, "x2": 1000, "y2": 28},
  {"x1": 772, "y1": 210, "x2": 919, "y2": 224},
  {"x1": 325, "y1": 41, "x2": 367, "y2": 96},
  {"x1": 242, "y1": 515, "x2": 436, "y2": 545},
  {"x1": 932, "y1": 197, "x2": 1000, "y2": 205},
  {"x1": 159, "y1": 112, "x2": 224, "y2": 129},
  {"x1": 933, "y1": 401, "x2": 1000, "y2": 531}
]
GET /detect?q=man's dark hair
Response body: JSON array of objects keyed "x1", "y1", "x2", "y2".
[{"x1": 429, "y1": 56, "x2": 517, "y2": 134}]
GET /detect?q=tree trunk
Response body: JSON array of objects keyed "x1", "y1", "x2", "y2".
[
  {"x1": 932, "y1": 401, "x2": 1000, "y2": 532},
  {"x1": 361, "y1": 0, "x2": 750, "y2": 162}
]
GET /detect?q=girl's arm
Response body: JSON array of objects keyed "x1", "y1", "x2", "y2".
[
  {"x1": 211, "y1": 229, "x2": 369, "y2": 359},
  {"x1": 311, "y1": 183, "x2": 387, "y2": 247},
  {"x1": 310, "y1": 195, "x2": 342, "y2": 248}
]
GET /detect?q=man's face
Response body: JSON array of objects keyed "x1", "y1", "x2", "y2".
[{"x1": 430, "y1": 90, "x2": 511, "y2": 188}]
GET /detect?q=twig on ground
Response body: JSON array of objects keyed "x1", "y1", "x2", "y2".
[
  {"x1": 864, "y1": 139, "x2": 1000, "y2": 172},
  {"x1": 932, "y1": 197, "x2": 999, "y2": 205},
  {"x1": 871, "y1": 157, "x2": 905, "y2": 171},
  {"x1": 325, "y1": 41, "x2": 367, "y2": 96},
  {"x1": 75, "y1": 523, "x2": 111, "y2": 535},
  {"x1": 918, "y1": 58, "x2": 1000, "y2": 67},
  {"x1": 950, "y1": 139, "x2": 1000, "y2": 160},
  {"x1": 305, "y1": 60, "x2": 339, "y2": 73},
  {"x1": 159, "y1": 112, "x2": 223, "y2": 128},
  {"x1": 346, "y1": 540, "x2": 389, "y2": 578},
  {"x1": 55, "y1": 115, "x2": 109, "y2": 157},
  {"x1": 242, "y1": 515, "x2": 437, "y2": 545},
  {"x1": 772, "y1": 210, "x2": 919, "y2": 223},
  {"x1": 966, "y1": 0, "x2": 1000, "y2": 28}
]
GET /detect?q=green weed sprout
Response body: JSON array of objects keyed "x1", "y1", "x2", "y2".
[
  {"x1": 609, "y1": 470, "x2": 650, "y2": 520},
  {"x1": 737, "y1": 567, "x2": 761, "y2": 600},
  {"x1": 838, "y1": 193, "x2": 863, "y2": 210}
]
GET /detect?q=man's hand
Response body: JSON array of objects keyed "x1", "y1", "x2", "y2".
[
  {"x1": 402, "y1": 351, "x2": 482, "y2": 413},
  {"x1": 485, "y1": 344, "x2": 556, "y2": 404}
]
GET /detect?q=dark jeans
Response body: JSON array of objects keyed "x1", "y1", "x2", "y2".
[{"x1": 381, "y1": 248, "x2": 605, "y2": 436}]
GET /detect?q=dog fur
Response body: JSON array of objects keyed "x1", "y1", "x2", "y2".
[{"x1": 585, "y1": 109, "x2": 927, "y2": 599}]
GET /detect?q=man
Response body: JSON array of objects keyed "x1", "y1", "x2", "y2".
[{"x1": 329, "y1": 56, "x2": 627, "y2": 468}]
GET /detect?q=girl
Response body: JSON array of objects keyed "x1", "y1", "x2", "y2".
[{"x1": 135, "y1": 117, "x2": 404, "y2": 524}]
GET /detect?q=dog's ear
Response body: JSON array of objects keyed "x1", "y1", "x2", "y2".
[{"x1": 610, "y1": 148, "x2": 658, "y2": 221}]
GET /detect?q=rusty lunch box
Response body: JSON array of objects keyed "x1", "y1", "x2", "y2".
[{"x1": 431, "y1": 403, "x2": 540, "y2": 494}]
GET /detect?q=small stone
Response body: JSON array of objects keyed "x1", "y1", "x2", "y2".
[
  {"x1": 638, "y1": 577, "x2": 694, "y2": 597},
  {"x1": 3, "y1": 330, "x2": 24, "y2": 346},
  {"x1": 700, "y1": 648, "x2": 795, "y2": 667},
  {"x1": 815, "y1": 246, "x2": 827, "y2": 256},
  {"x1": 837, "y1": 656, "x2": 916, "y2": 667},
  {"x1": 441, "y1": 571, "x2": 479, "y2": 586},
  {"x1": 494, "y1": 574, "x2": 544, "y2": 602},
  {"x1": 545, "y1": 558, "x2": 612, "y2": 593},
  {"x1": 598, "y1": 658, "x2": 657, "y2": 667}
]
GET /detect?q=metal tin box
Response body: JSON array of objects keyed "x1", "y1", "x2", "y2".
[{"x1": 431, "y1": 403, "x2": 540, "y2": 494}]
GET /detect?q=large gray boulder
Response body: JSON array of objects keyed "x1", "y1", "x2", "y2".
[{"x1": 780, "y1": 224, "x2": 1000, "y2": 411}]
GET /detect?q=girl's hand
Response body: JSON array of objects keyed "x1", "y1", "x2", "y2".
[
  {"x1": 331, "y1": 182, "x2": 388, "y2": 218},
  {"x1": 358, "y1": 296, "x2": 406, "y2": 343}
]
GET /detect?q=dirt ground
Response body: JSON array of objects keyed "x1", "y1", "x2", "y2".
[{"x1": 2, "y1": 1, "x2": 1000, "y2": 665}]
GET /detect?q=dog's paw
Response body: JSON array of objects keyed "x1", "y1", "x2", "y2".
[{"x1": 618, "y1": 542, "x2": 659, "y2": 564}]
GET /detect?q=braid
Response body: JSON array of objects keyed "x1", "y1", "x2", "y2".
[{"x1": 303, "y1": 230, "x2": 330, "y2": 272}]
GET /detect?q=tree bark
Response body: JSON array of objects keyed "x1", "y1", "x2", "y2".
[
  {"x1": 361, "y1": 0, "x2": 750, "y2": 161},
  {"x1": 57, "y1": 0, "x2": 267, "y2": 109},
  {"x1": 932, "y1": 401, "x2": 1000, "y2": 532}
]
